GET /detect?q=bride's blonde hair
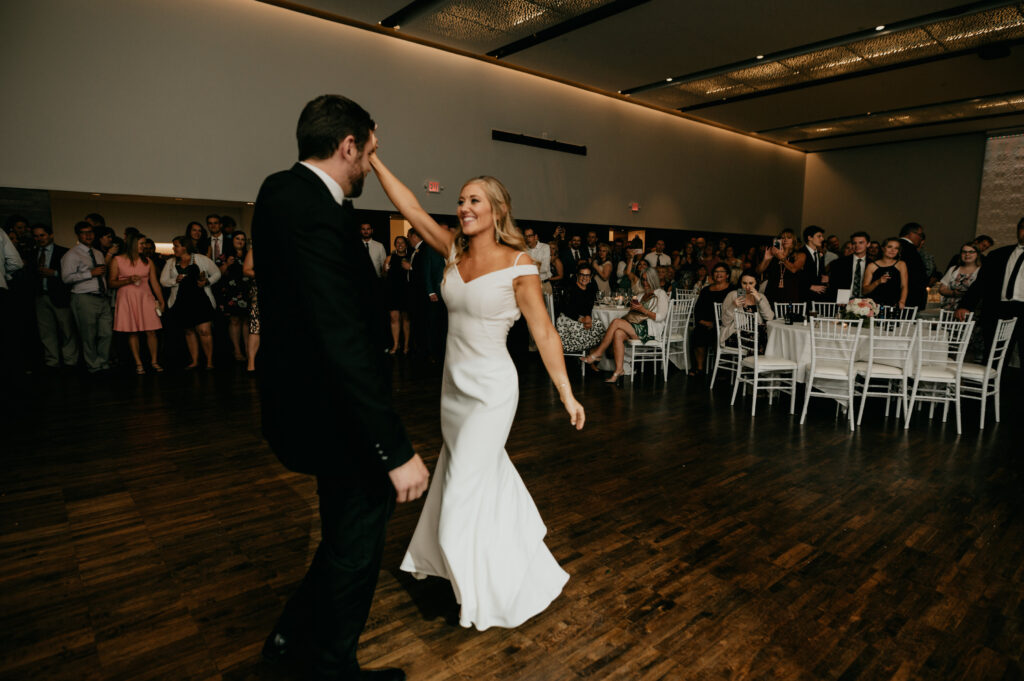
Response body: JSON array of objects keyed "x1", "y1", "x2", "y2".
[{"x1": 448, "y1": 177, "x2": 527, "y2": 273}]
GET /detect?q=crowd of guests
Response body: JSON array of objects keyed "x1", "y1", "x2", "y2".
[
  {"x1": 0, "y1": 212, "x2": 261, "y2": 377},
  {"x1": 3, "y1": 213, "x2": 1021, "y2": 379}
]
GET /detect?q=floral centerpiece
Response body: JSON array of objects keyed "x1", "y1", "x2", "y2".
[{"x1": 843, "y1": 298, "x2": 879, "y2": 320}]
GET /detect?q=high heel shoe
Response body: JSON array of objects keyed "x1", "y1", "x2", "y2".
[
  {"x1": 604, "y1": 370, "x2": 624, "y2": 383},
  {"x1": 580, "y1": 354, "x2": 598, "y2": 365},
  {"x1": 150, "y1": 363, "x2": 164, "y2": 373},
  {"x1": 135, "y1": 364, "x2": 146, "y2": 375}
]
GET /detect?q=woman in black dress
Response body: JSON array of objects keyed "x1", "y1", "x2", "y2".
[
  {"x1": 690, "y1": 262, "x2": 735, "y2": 376},
  {"x1": 215, "y1": 231, "x2": 252, "y2": 361},
  {"x1": 862, "y1": 237, "x2": 908, "y2": 308},
  {"x1": 159, "y1": 236, "x2": 221, "y2": 369},
  {"x1": 384, "y1": 235, "x2": 412, "y2": 354},
  {"x1": 756, "y1": 229, "x2": 805, "y2": 304}
]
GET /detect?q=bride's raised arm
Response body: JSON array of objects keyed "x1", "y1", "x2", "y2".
[{"x1": 370, "y1": 154, "x2": 454, "y2": 257}]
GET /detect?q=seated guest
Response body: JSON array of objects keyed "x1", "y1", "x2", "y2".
[
  {"x1": 581, "y1": 268, "x2": 670, "y2": 383},
  {"x1": 689, "y1": 262, "x2": 734, "y2": 377},
  {"x1": 556, "y1": 263, "x2": 605, "y2": 357},
  {"x1": 937, "y1": 242, "x2": 980, "y2": 311},
  {"x1": 215, "y1": 231, "x2": 252, "y2": 361},
  {"x1": 720, "y1": 271, "x2": 773, "y2": 353},
  {"x1": 160, "y1": 235, "x2": 221, "y2": 369},
  {"x1": 862, "y1": 238, "x2": 908, "y2": 309},
  {"x1": 691, "y1": 264, "x2": 710, "y2": 291},
  {"x1": 110, "y1": 231, "x2": 166, "y2": 373},
  {"x1": 624, "y1": 257, "x2": 650, "y2": 296}
]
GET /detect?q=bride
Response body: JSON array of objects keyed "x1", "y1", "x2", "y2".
[{"x1": 370, "y1": 152, "x2": 585, "y2": 630}]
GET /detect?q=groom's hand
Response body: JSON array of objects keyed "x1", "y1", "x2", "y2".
[{"x1": 389, "y1": 453, "x2": 430, "y2": 502}]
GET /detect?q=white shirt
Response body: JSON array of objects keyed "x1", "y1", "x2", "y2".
[
  {"x1": 823, "y1": 251, "x2": 838, "y2": 268},
  {"x1": 645, "y1": 251, "x2": 671, "y2": 268},
  {"x1": 61, "y1": 242, "x2": 106, "y2": 294},
  {"x1": 362, "y1": 238, "x2": 387, "y2": 277},
  {"x1": 1003, "y1": 244, "x2": 1024, "y2": 302},
  {"x1": 527, "y1": 242, "x2": 551, "y2": 281},
  {"x1": 0, "y1": 231, "x2": 24, "y2": 289},
  {"x1": 300, "y1": 161, "x2": 345, "y2": 205}
]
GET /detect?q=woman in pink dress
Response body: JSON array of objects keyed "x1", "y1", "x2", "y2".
[{"x1": 110, "y1": 232, "x2": 166, "y2": 374}]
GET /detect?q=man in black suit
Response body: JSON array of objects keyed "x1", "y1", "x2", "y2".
[
  {"x1": 560, "y1": 234, "x2": 586, "y2": 281},
  {"x1": 898, "y1": 222, "x2": 928, "y2": 309},
  {"x1": 252, "y1": 94, "x2": 429, "y2": 681},
  {"x1": 408, "y1": 227, "x2": 446, "y2": 361},
  {"x1": 31, "y1": 223, "x2": 77, "y2": 369},
  {"x1": 799, "y1": 225, "x2": 829, "y2": 303},
  {"x1": 958, "y1": 217, "x2": 1024, "y2": 370},
  {"x1": 827, "y1": 231, "x2": 871, "y2": 301}
]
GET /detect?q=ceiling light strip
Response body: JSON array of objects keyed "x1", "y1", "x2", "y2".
[
  {"x1": 788, "y1": 109, "x2": 1024, "y2": 144},
  {"x1": 620, "y1": 0, "x2": 1018, "y2": 95}
]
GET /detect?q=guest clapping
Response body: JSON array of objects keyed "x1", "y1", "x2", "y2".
[
  {"x1": 582, "y1": 268, "x2": 669, "y2": 383},
  {"x1": 556, "y1": 263, "x2": 605, "y2": 357},
  {"x1": 720, "y1": 271, "x2": 773, "y2": 353},
  {"x1": 215, "y1": 231, "x2": 252, "y2": 361},
  {"x1": 689, "y1": 262, "x2": 734, "y2": 377},
  {"x1": 937, "y1": 242, "x2": 980, "y2": 311},
  {"x1": 110, "y1": 232, "x2": 166, "y2": 373},
  {"x1": 161, "y1": 236, "x2": 221, "y2": 369}
]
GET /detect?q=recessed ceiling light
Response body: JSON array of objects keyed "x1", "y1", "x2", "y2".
[
  {"x1": 665, "y1": 77, "x2": 673, "y2": 82},
  {"x1": 246, "y1": 202, "x2": 254, "y2": 205},
  {"x1": 91, "y1": 193, "x2": 101, "y2": 196},
  {"x1": 174, "y1": 198, "x2": 183, "y2": 201},
  {"x1": 875, "y1": 25, "x2": 885, "y2": 31},
  {"x1": 394, "y1": 24, "x2": 400, "y2": 30},
  {"x1": 756, "y1": 55, "x2": 764, "y2": 60}
]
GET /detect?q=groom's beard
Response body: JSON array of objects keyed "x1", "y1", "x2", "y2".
[{"x1": 347, "y1": 172, "x2": 365, "y2": 199}]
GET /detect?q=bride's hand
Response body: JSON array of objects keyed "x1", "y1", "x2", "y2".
[{"x1": 562, "y1": 394, "x2": 585, "y2": 430}]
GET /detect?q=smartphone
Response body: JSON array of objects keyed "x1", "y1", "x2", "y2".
[{"x1": 772, "y1": 239, "x2": 781, "y2": 250}]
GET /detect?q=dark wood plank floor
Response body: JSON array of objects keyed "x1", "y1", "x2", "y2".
[{"x1": 2, "y1": 359, "x2": 1023, "y2": 681}]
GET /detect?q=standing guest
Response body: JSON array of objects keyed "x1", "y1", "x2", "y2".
[
  {"x1": 722, "y1": 245, "x2": 744, "y2": 284},
  {"x1": 215, "y1": 231, "x2": 252, "y2": 361},
  {"x1": 242, "y1": 247, "x2": 260, "y2": 373},
  {"x1": 701, "y1": 245, "x2": 720, "y2": 271},
  {"x1": 84, "y1": 213, "x2": 105, "y2": 229},
  {"x1": 800, "y1": 225, "x2": 829, "y2": 303},
  {"x1": 938, "y1": 242, "x2": 981, "y2": 311},
  {"x1": 383, "y1": 235, "x2": 412, "y2": 355},
  {"x1": 644, "y1": 239, "x2": 672, "y2": 269},
  {"x1": 828, "y1": 231, "x2": 871, "y2": 300},
  {"x1": 867, "y1": 241, "x2": 881, "y2": 260},
  {"x1": 61, "y1": 221, "x2": 112, "y2": 373},
  {"x1": 0, "y1": 229, "x2": 25, "y2": 377},
  {"x1": 946, "y1": 234, "x2": 993, "y2": 271},
  {"x1": 898, "y1": 222, "x2": 928, "y2": 309},
  {"x1": 688, "y1": 262, "x2": 734, "y2": 377},
  {"x1": 826, "y1": 234, "x2": 842, "y2": 257},
  {"x1": 360, "y1": 223, "x2": 387, "y2": 278},
  {"x1": 160, "y1": 235, "x2": 221, "y2": 369},
  {"x1": 93, "y1": 226, "x2": 120, "y2": 266},
  {"x1": 407, "y1": 228, "x2": 426, "y2": 354},
  {"x1": 591, "y1": 243, "x2": 613, "y2": 295},
  {"x1": 918, "y1": 234, "x2": 940, "y2": 285},
  {"x1": 720, "y1": 270, "x2": 774, "y2": 351},
  {"x1": 253, "y1": 95, "x2": 429, "y2": 680},
  {"x1": 757, "y1": 229, "x2": 805, "y2": 304},
  {"x1": 551, "y1": 224, "x2": 567, "y2": 247},
  {"x1": 582, "y1": 268, "x2": 670, "y2": 383},
  {"x1": 523, "y1": 227, "x2": 551, "y2": 295},
  {"x1": 556, "y1": 262, "x2": 605, "y2": 355},
  {"x1": 584, "y1": 230, "x2": 600, "y2": 261},
  {"x1": 142, "y1": 238, "x2": 164, "y2": 268},
  {"x1": 4, "y1": 215, "x2": 37, "y2": 375},
  {"x1": 207, "y1": 214, "x2": 226, "y2": 261},
  {"x1": 548, "y1": 241, "x2": 565, "y2": 293},
  {"x1": 862, "y1": 238, "x2": 908, "y2": 309},
  {"x1": 31, "y1": 224, "x2": 77, "y2": 370},
  {"x1": 110, "y1": 232, "x2": 165, "y2": 374},
  {"x1": 220, "y1": 215, "x2": 237, "y2": 237},
  {"x1": 560, "y1": 234, "x2": 586, "y2": 282},
  {"x1": 186, "y1": 221, "x2": 210, "y2": 257},
  {"x1": 841, "y1": 241, "x2": 855, "y2": 257},
  {"x1": 611, "y1": 238, "x2": 627, "y2": 274},
  {"x1": 958, "y1": 217, "x2": 1024, "y2": 368}
]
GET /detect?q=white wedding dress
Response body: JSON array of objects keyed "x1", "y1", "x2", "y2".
[{"x1": 399, "y1": 251, "x2": 569, "y2": 631}]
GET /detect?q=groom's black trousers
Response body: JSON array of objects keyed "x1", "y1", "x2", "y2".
[{"x1": 274, "y1": 474, "x2": 396, "y2": 677}]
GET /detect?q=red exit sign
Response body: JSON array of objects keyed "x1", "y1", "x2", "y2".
[{"x1": 426, "y1": 181, "x2": 441, "y2": 193}]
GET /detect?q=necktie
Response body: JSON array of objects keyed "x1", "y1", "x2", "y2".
[
  {"x1": 572, "y1": 249, "x2": 579, "y2": 262},
  {"x1": 1006, "y1": 249, "x2": 1024, "y2": 300},
  {"x1": 364, "y1": 242, "x2": 369, "y2": 251},
  {"x1": 213, "y1": 236, "x2": 220, "y2": 260},
  {"x1": 38, "y1": 248, "x2": 47, "y2": 293},
  {"x1": 87, "y1": 248, "x2": 106, "y2": 293},
  {"x1": 853, "y1": 258, "x2": 863, "y2": 297}
]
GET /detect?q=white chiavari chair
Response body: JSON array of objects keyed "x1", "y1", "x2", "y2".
[
  {"x1": 730, "y1": 311, "x2": 798, "y2": 416},
  {"x1": 959, "y1": 318, "x2": 1016, "y2": 428},
  {"x1": 811, "y1": 301, "x2": 842, "y2": 317},
  {"x1": 799, "y1": 318, "x2": 863, "y2": 431},
  {"x1": 878, "y1": 305, "x2": 918, "y2": 320},
  {"x1": 625, "y1": 300, "x2": 673, "y2": 381},
  {"x1": 854, "y1": 318, "x2": 917, "y2": 427},
  {"x1": 939, "y1": 309, "x2": 973, "y2": 323},
  {"x1": 709, "y1": 301, "x2": 741, "y2": 389},
  {"x1": 907, "y1": 319, "x2": 974, "y2": 434},
  {"x1": 774, "y1": 302, "x2": 807, "y2": 318},
  {"x1": 666, "y1": 297, "x2": 696, "y2": 373}
]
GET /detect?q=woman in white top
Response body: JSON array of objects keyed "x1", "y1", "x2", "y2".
[
  {"x1": 370, "y1": 153, "x2": 585, "y2": 631},
  {"x1": 938, "y1": 242, "x2": 981, "y2": 311},
  {"x1": 160, "y1": 235, "x2": 221, "y2": 369},
  {"x1": 582, "y1": 267, "x2": 670, "y2": 383}
]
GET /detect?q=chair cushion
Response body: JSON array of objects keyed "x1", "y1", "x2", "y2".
[
  {"x1": 811, "y1": 360, "x2": 854, "y2": 379},
  {"x1": 913, "y1": 365, "x2": 957, "y2": 381},
  {"x1": 959, "y1": 362, "x2": 990, "y2": 380},
  {"x1": 854, "y1": 361, "x2": 904, "y2": 377},
  {"x1": 717, "y1": 345, "x2": 742, "y2": 355},
  {"x1": 741, "y1": 355, "x2": 797, "y2": 369}
]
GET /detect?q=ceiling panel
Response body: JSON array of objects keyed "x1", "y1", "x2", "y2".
[
  {"x1": 795, "y1": 112, "x2": 1024, "y2": 151},
  {"x1": 274, "y1": 0, "x2": 411, "y2": 24}
]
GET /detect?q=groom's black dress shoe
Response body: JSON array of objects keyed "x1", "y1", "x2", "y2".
[{"x1": 261, "y1": 630, "x2": 295, "y2": 664}]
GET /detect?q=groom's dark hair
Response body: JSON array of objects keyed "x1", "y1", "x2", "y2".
[{"x1": 297, "y1": 95, "x2": 375, "y2": 161}]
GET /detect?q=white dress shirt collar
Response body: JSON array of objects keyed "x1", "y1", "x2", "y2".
[{"x1": 300, "y1": 161, "x2": 346, "y2": 206}]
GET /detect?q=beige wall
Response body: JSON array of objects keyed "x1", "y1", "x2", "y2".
[
  {"x1": 0, "y1": 0, "x2": 805, "y2": 238},
  {"x1": 802, "y1": 134, "x2": 986, "y2": 274}
]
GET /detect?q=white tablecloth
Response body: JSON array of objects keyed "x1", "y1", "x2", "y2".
[{"x1": 764, "y1": 319, "x2": 909, "y2": 382}]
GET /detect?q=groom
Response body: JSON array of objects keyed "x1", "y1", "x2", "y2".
[{"x1": 252, "y1": 94, "x2": 430, "y2": 681}]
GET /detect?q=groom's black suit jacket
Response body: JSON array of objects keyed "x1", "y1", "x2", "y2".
[{"x1": 252, "y1": 163, "x2": 413, "y2": 482}]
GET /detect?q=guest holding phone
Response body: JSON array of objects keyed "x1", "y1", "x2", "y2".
[{"x1": 720, "y1": 271, "x2": 773, "y2": 352}]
